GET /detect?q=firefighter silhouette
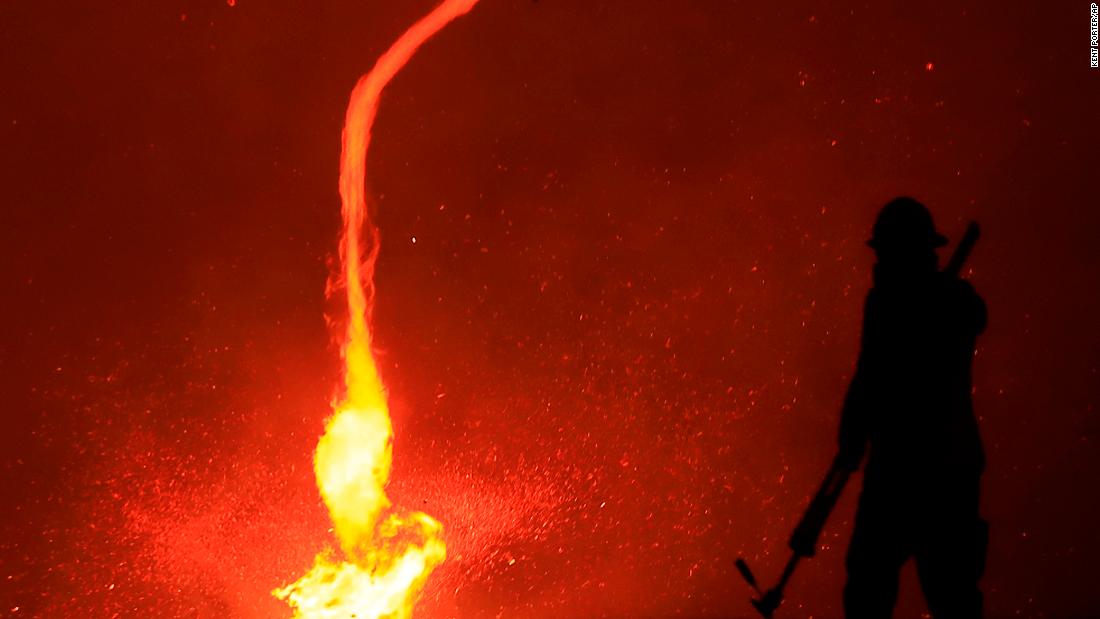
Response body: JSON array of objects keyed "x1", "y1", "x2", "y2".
[{"x1": 838, "y1": 197, "x2": 988, "y2": 619}]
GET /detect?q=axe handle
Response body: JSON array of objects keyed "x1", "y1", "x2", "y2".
[
  {"x1": 788, "y1": 457, "x2": 850, "y2": 557},
  {"x1": 943, "y1": 221, "x2": 980, "y2": 278}
]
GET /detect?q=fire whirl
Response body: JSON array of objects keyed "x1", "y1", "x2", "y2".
[{"x1": 274, "y1": 1, "x2": 480, "y2": 617}]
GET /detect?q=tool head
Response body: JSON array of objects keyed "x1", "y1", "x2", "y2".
[
  {"x1": 735, "y1": 558, "x2": 759, "y2": 591},
  {"x1": 750, "y1": 592, "x2": 781, "y2": 619},
  {"x1": 736, "y1": 558, "x2": 779, "y2": 617}
]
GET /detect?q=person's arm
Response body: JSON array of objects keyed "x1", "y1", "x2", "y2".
[
  {"x1": 964, "y1": 280, "x2": 987, "y2": 336},
  {"x1": 837, "y1": 292, "x2": 876, "y2": 472}
]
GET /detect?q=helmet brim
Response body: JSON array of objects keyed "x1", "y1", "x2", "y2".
[{"x1": 867, "y1": 233, "x2": 949, "y2": 249}]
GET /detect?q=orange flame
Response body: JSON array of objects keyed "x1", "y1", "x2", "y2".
[{"x1": 274, "y1": 1, "x2": 479, "y2": 616}]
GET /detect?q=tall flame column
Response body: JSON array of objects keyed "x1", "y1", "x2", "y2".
[{"x1": 275, "y1": 1, "x2": 479, "y2": 617}]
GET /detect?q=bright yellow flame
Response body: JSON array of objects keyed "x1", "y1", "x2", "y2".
[{"x1": 275, "y1": 1, "x2": 479, "y2": 616}]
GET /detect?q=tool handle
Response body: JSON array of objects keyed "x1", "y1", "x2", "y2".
[
  {"x1": 943, "y1": 221, "x2": 980, "y2": 278},
  {"x1": 789, "y1": 457, "x2": 851, "y2": 557}
]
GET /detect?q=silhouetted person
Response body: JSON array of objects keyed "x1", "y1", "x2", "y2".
[{"x1": 838, "y1": 197, "x2": 988, "y2": 619}]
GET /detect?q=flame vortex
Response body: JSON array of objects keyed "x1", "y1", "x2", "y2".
[{"x1": 274, "y1": 1, "x2": 479, "y2": 616}]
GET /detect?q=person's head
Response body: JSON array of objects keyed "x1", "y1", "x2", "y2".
[{"x1": 867, "y1": 197, "x2": 946, "y2": 273}]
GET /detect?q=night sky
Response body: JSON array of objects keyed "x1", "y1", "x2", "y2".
[{"x1": 2, "y1": 1, "x2": 1099, "y2": 617}]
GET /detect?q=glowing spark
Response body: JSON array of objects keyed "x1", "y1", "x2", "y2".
[{"x1": 274, "y1": 1, "x2": 479, "y2": 617}]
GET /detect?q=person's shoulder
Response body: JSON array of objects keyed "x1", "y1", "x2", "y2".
[
  {"x1": 937, "y1": 272, "x2": 981, "y2": 299},
  {"x1": 937, "y1": 273, "x2": 987, "y2": 331}
]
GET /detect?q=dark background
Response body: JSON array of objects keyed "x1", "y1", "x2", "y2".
[{"x1": 2, "y1": 1, "x2": 1098, "y2": 617}]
